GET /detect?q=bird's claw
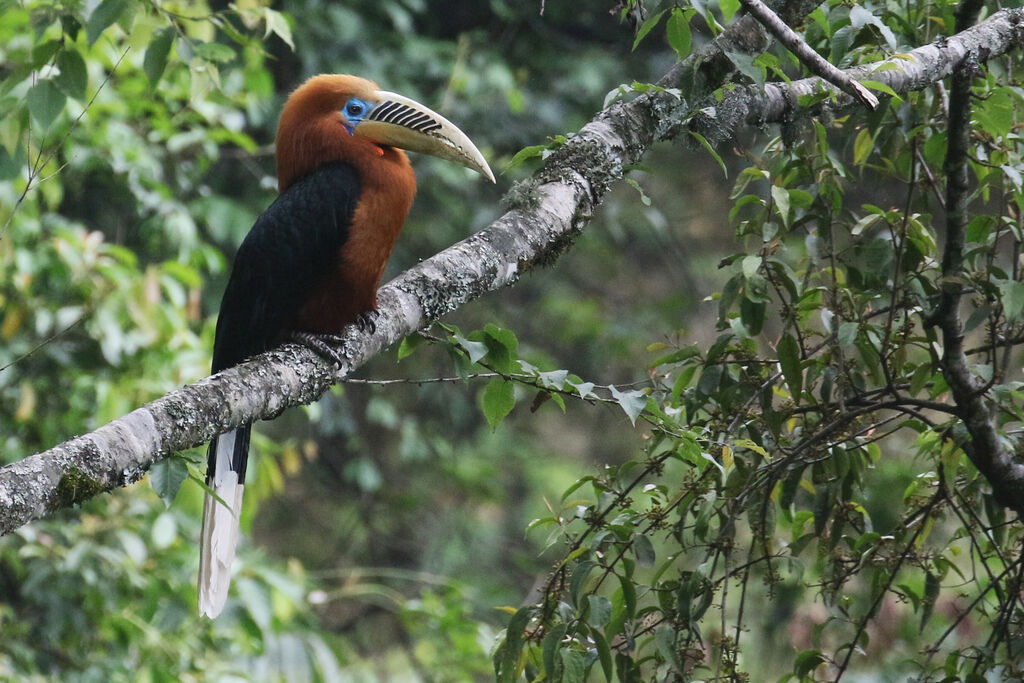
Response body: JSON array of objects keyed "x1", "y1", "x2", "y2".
[
  {"x1": 356, "y1": 309, "x2": 379, "y2": 334},
  {"x1": 291, "y1": 331, "x2": 347, "y2": 367}
]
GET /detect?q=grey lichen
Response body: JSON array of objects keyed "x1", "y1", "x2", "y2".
[
  {"x1": 501, "y1": 178, "x2": 543, "y2": 212},
  {"x1": 524, "y1": 227, "x2": 582, "y2": 271},
  {"x1": 400, "y1": 269, "x2": 480, "y2": 322},
  {"x1": 539, "y1": 135, "x2": 623, "y2": 201}
]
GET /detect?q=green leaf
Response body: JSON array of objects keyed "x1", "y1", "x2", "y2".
[
  {"x1": 151, "y1": 511, "x2": 178, "y2": 549},
  {"x1": 609, "y1": 385, "x2": 646, "y2": 426},
  {"x1": 397, "y1": 332, "x2": 427, "y2": 360},
  {"x1": 560, "y1": 475, "x2": 595, "y2": 502},
  {"x1": 777, "y1": 333, "x2": 803, "y2": 402},
  {"x1": 587, "y1": 594, "x2": 612, "y2": 628},
  {"x1": 860, "y1": 79, "x2": 901, "y2": 101},
  {"x1": 494, "y1": 606, "x2": 532, "y2": 683},
  {"x1": 27, "y1": 80, "x2": 66, "y2": 130},
  {"x1": 725, "y1": 50, "x2": 764, "y2": 88},
  {"x1": 86, "y1": 0, "x2": 132, "y2": 45},
  {"x1": 482, "y1": 378, "x2": 515, "y2": 429},
  {"x1": 264, "y1": 8, "x2": 295, "y2": 50},
  {"x1": 624, "y1": 177, "x2": 651, "y2": 205},
  {"x1": 481, "y1": 324, "x2": 518, "y2": 373},
  {"x1": 739, "y1": 297, "x2": 765, "y2": 336},
  {"x1": 920, "y1": 571, "x2": 940, "y2": 632},
  {"x1": 975, "y1": 87, "x2": 1017, "y2": 139},
  {"x1": 195, "y1": 42, "x2": 236, "y2": 64},
  {"x1": 505, "y1": 143, "x2": 548, "y2": 170},
  {"x1": 719, "y1": 0, "x2": 741, "y2": 22},
  {"x1": 666, "y1": 9, "x2": 692, "y2": 60},
  {"x1": 542, "y1": 623, "x2": 567, "y2": 676},
  {"x1": 485, "y1": 323, "x2": 519, "y2": 355},
  {"x1": 794, "y1": 650, "x2": 825, "y2": 677},
  {"x1": 698, "y1": 364, "x2": 722, "y2": 395},
  {"x1": 633, "y1": 534, "x2": 655, "y2": 567},
  {"x1": 32, "y1": 39, "x2": 62, "y2": 69},
  {"x1": 632, "y1": 9, "x2": 667, "y2": 50},
  {"x1": 54, "y1": 50, "x2": 87, "y2": 100},
  {"x1": 654, "y1": 626, "x2": 682, "y2": 672},
  {"x1": 144, "y1": 28, "x2": 175, "y2": 87},
  {"x1": 999, "y1": 280, "x2": 1024, "y2": 322},
  {"x1": 619, "y1": 572, "x2": 637, "y2": 618},
  {"x1": 771, "y1": 185, "x2": 791, "y2": 227},
  {"x1": 651, "y1": 344, "x2": 701, "y2": 367},
  {"x1": 591, "y1": 627, "x2": 614, "y2": 681},
  {"x1": 560, "y1": 649, "x2": 586, "y2": 683},
  {"x1": 837, "y1": 321, "x2": 859, "y2": 348},
  {"x1": 853, "y1": 127, "x2": 873, "y2": 166},
  {"x1": 732, "y1": 438, "x2": 768, "y2": 458},
  {"x1": 569, "y1": 560, "x2": 595, "y2": 606},
  {"x1": 689, "y1": 131, "x2": 727, "y2": 177},
  {"x1": 149, "y1": 457, "x2": 189, "y2": 507},
  {"x1": 453, "y1": 332, "x2": 488, "y2": 363}
]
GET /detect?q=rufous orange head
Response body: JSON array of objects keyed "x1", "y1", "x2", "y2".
[{"x1": 274, "y1": 74, "x2": 494, "y2": 191}]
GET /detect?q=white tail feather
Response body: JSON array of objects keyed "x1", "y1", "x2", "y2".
[{"x1": 198, "y1": 431, "x2": 245, "y2": 618}]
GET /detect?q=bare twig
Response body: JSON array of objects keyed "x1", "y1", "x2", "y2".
[
  {"x1": 739, "y1": 0, "x2": 879, "y2": 109},
  {"x1": 1, "y1": 47, "x2": 130, "y2": 236}
]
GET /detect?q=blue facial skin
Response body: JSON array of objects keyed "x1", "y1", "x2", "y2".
[{"x1": 341, "y1": 98, "x2": 373, "y2": 134}]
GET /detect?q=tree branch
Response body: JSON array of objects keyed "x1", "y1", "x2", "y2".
[
  {"x1": 4, "y1": 4, "x2": 1024, "y2": 533},
  {"x1": 924, "y1": 0, "x2": 1024, "y2": 514},
  {"x1": 692, "y1": 7, "x2": 1024, "y2": 137},
  {"x1": 0, "y1": 0, "x2": 826, "y2": 535},
  {"x1": 739, "y1": 0, "x2": 878, "y2": 109}
]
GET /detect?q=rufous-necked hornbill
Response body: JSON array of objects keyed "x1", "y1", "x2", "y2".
[{"x1": 199, "y1": 74, "x2": 494, "y2": 618}]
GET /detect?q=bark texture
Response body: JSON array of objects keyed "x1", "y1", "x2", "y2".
[
  {"x1": 3, "y1": 5, "x2": 1024, "y2": 533},
  {"x1": 694, "y1": 7, "x2": 1024, "y2": 137}
]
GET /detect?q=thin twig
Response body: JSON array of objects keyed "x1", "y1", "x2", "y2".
[
  {"x1": 834, "y1": 489, "x2": 944, "y2": 679},
  {"x1": 739, "y1": 0, "x2": 879, "y2": 109},
  {"x1": 0, "y1": 315, "x2": 86, "y2": 374},
  {"x1": 1, "y1": 47, "x2": 130, "y2": 236}
]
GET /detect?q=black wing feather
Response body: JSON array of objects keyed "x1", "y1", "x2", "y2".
[{"x1": 211, "y1": 162, "x2": 361, "y2": 372}]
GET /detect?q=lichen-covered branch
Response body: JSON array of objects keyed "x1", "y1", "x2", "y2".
[
  {"x1": 691, "y1": 7, "x2": 1024, "y2": 138},
  {"x1": 0, "y1": 0, "x2": 822, "y2": 536},
  {"x1": 4, "y1": 3, "x2": 1024, "y2": 533},
  {"x1": 739, "y1": 0, "x2": 878, "y2": 109}
]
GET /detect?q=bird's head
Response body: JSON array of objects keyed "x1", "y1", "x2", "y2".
[{"x1": 275, "y1": 74, "x2": 494, "y2": 190}]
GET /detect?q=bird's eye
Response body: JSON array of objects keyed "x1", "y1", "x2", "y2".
[{"x1": 345, "y1": 99, "x2": 366, "y2": 117}]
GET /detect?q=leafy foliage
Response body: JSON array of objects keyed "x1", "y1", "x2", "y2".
[
  {"x1": 476, "y1": 0, "x2": 1024, "y2": 680},
  {"x1": 3, "y1": 0, "x2": 1024, "y2": 681}
]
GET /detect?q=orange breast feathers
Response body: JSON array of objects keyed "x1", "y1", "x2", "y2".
[{"x1": 295, "y1": 146, "x2": 417, "y2": 332}]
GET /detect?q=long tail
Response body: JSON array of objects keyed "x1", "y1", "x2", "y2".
[{"x1": 198, "y1": 425, "x2": 251, "y2": 618}]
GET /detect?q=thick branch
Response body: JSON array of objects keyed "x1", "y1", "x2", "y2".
[
  {"x1": 693, "y1": 8, "x2": 1024, "y2": 136},
  {"x1": 927, "y1": 1, "x2": 1024, "y2": 513},
  {"x1": 4, "y1": 4, "x2": 1024, "y2": 531},
  {"x1": 0, "y1": 0, "x2": 822, "y2": 535},
  {"x1": 739, "y1": 0, "x2": 878, "y2": 108}
]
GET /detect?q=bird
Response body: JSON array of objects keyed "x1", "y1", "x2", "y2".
[{"x1": 198, "y1": 74, "x2": 494, "y2": 618}]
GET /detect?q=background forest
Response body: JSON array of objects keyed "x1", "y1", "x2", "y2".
[{"x1": 1, "y1": 0, "x2": 1023, "y2": 681}]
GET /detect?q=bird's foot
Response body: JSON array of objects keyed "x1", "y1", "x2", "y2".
[
  {"x1": 291, "y1": 331, "x2": 347, "y2": 367},
  {"x1": 356, "y1": 309, "x2": 379, "y2": 334}
]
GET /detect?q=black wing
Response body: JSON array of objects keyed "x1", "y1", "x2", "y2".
[{"x1": 211, "y1": 162, "x2": 360, "y2": 372}]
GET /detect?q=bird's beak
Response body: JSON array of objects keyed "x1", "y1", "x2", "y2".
[{"x1": 354, "y1": 91, "x2": 495, "y2": 183}]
